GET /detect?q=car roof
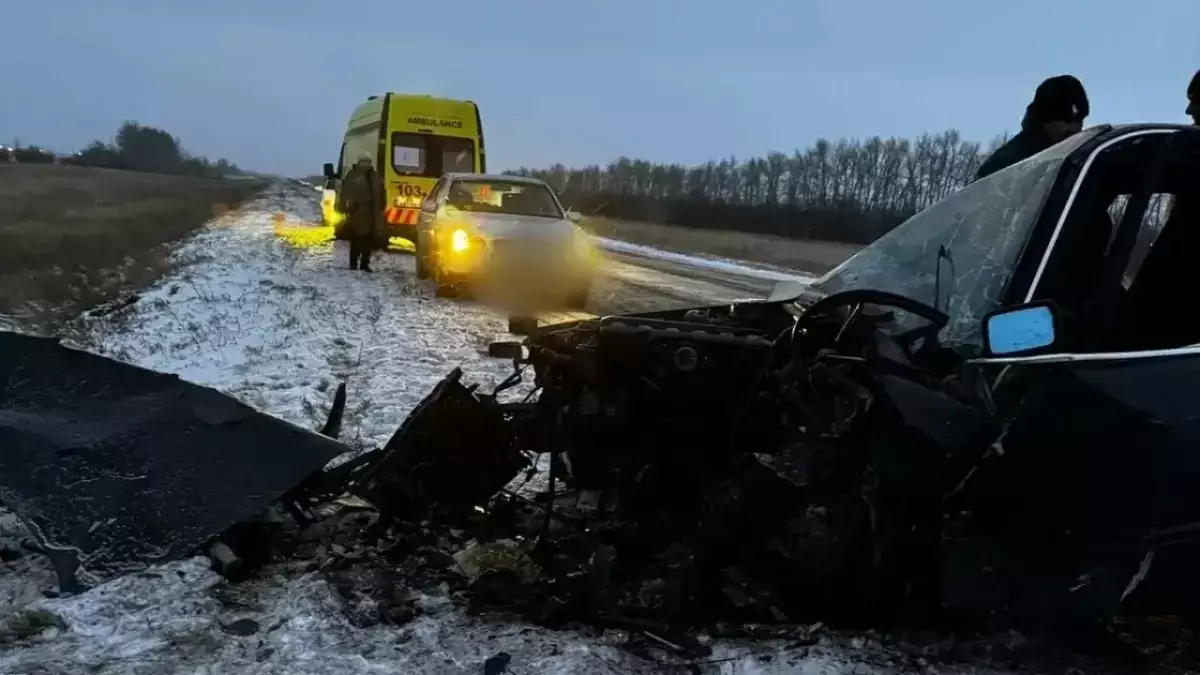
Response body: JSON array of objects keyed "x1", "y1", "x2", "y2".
[
  {"x1": 444, "y1": 172, "x2": 550, "y2": 185},
  {"x1": 1106, "y1": 122, "x2": 1197, "y2": 133},
  {"x1": 1086, "y1": 122, "x2": 1200, "y2": 145}
]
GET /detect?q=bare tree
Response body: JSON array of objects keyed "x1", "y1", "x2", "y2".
[{"x1": 507, "y1": 129, "x2": 992, "y2": 245}]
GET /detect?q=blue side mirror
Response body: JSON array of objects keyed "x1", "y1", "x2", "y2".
[{"x1": 982, "y1": 302, "x2": 1058, "y2": 356}]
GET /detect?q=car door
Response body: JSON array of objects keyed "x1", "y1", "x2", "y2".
[
  {"x1": 950, "y1": 127, "x2": 1200, "y2": 619},
  {"x1": 956, "y1": 346, "x2": 1200, "y2": 624},
  {"x1": 951, "y1": 128, "x2": 1200, "y2": 623},
  {"x1": 1019, "y1": 128, "x2": 1181, "y2": 341},
  {"x1": 321, "y1": 143, "x2": 347, "y2": 228}
]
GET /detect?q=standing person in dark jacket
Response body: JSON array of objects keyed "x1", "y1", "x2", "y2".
[
  {"x1": 336, "y1": 154, "x2": 384, "y2": 272},
  {"x1": 1187, "y1": 69, "x2": 1199, "y2": 126},
  {"x1": 973, "y1": 75, "x2": 1090, "y2": 182}
]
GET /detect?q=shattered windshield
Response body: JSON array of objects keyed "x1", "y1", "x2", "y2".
[{"x1": 809, "y1": 130, "x2": 1097, "y2": 349}]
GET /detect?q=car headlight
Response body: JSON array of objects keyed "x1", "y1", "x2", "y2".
[{"x1": 451, "y1": 228, "x2": 471, "y2": 252}]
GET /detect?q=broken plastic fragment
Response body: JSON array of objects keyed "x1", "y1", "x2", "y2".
[{"x1": 452, "y1": 538, "x2": 540, "y2": 585}]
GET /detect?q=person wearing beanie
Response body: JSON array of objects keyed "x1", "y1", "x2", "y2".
[
  {"x1": 973, "y1": 75, "x2": 1090, "y2": 182},
  {"x1": 336, "y1": 154, "x2": 385, "y2": 272},
  {"x1": 1187, "y1": 69, "x2": 1199, "y2": 126}
]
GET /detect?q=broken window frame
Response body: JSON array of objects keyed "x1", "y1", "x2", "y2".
[
  {"x1": 1023, "y1": 131, "x2": 1176, "y2": 335},
  {"x1": 1019, "y1": 128, "x2": 1182, "y2": 307},
  {"x1": 976, "y1": 127, "x2": 1196, "y2": 392},
  {"x1": 1106, "y1": 133, "x2": 1200, "y2": 285},
  {"x1": 1108, "y1": 192, "x2": 1175, "y2": 288},
  {"x1": 1097, "y1": 134, "x2": 1200, "y2": 352}
]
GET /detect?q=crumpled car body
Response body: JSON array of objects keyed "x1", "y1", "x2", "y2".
[
  {"x1": 6, "y1": 124, "x2": 1200, "y2": 635},
  {"x1": 361, "y1": 123, "x2": 1200, "y2": 630}
]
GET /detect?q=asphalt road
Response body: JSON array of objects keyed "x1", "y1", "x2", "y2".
[{"x1": 524, "y1": 247, "x2": 802, "y2": 328}]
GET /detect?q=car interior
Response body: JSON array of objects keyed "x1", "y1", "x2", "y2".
[
  {"x1": 1110, "y1": 188, "x2": 1197, "y2": 350},
  {"x1": 500, "y1": 186, "x2": 560, "y2": 218},
  {"x1": 1055, "y1": 133, "x2": 1200, "y2": 352},
  {"x1": 447, "y1": 184, "x2": 475, "y2": 207},
  {"x1": 1030, "y1": 136, "x2": 1156, "y2": 337}
]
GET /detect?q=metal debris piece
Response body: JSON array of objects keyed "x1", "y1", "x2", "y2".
[{"x1": 0, "y1": 332, "x2": 346, "y2": 590}]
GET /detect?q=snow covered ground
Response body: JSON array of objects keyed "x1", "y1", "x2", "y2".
[
  {"x1": 594, "y1": 236, "x2": 817, "y2": 285},
  {"x1": 0, "y1": 183, "x2": 1153, "y2": 674},
  {"x1": 67, "y1": 185, "x2": 525, "y2": 454}
]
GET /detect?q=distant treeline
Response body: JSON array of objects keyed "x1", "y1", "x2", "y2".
[
  {"x1": 4, "y1": 121, "x2": 243, "y2": 178},
  {"x1": 0, "y1": 144, "x2": 58, "y2": 164},
  {"x1": 507, "y1": 130, "x2": 1007, "y2": 245}
]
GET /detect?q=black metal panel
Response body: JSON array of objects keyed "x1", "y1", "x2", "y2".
[
  {"x1": 945, "y1": 351, "x2": 1200, "y2": 622},
  {"x1": 0, "y1": 333, "x2": 346, "y2": 587}
]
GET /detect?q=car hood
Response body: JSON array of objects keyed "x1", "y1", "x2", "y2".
[{"x1": 464, "y1": 213, "x2": 577, "y2": 240}]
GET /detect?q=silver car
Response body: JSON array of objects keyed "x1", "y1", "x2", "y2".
[{"x1": 414, "y1": 173, "x2": 598, "y2": 309}]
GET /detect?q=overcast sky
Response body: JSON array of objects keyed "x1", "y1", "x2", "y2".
[{"x1": 3, "y1": 0, "x2": 1197, "y2": 175}]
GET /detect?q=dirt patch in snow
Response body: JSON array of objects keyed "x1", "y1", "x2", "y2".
[{"x1": 0, "y1": 165, "x2": 265, "y2": 330}]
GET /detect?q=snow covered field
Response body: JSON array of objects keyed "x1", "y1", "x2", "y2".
[{"x1": 0, "y1": 183, "x2": 1151, "y2": 674}]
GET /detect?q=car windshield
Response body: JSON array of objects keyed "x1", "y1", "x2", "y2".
[
  {"x1": 808, "y1": 129, "x2": 1099, "y2": 349},
  {"x1": 444, "y1": 180, "x2": 564, "y2": 219}
]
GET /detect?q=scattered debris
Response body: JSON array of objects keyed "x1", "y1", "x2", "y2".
[
  {"x1": 0, "y1": 609, "x2": 66, "y2": 645},
  {"x1": 220, "y1": 618, "x2": 260, "y2": 636},
  {"x1": 452, "y1": 538, "x2": 540, "y2": 586},
  {"x1": 279, "y1": 286, "x2": 1200, "y2": 647},
  {"x1": 483, "y1": 651, "x2": 511, "y2": 675},
  {"x1": 0, "y1": 332, "x2": 345, "y2": 590},
  {"x1": 6, "y1": 277, "x2": 1200, "y2": 669}
]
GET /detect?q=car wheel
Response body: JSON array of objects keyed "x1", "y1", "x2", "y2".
[{"x1": 433, "y1": 265, "x2": 461, "y2": 298}]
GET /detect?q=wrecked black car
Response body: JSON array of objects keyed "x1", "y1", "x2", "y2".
[
  {"x1": 323, "y1": 123, "x2": 1200, "y2": 632},
  {"x1": 5, "y1": 123, "x2": 1200, "y2": 641}
]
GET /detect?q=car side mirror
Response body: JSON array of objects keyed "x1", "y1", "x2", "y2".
[
  {"x1": 420, "y1": 198, "x2": 438, "y2": 213},
  {"x1": 323, "y1": 162, "x2": 336, "y2": 179},
  {"x1": 565, "y1": 209, "x2": 582, "y2": 223},
  {"x1": 982, "y1": 301, "x2": 1059, "y2": 357}
]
